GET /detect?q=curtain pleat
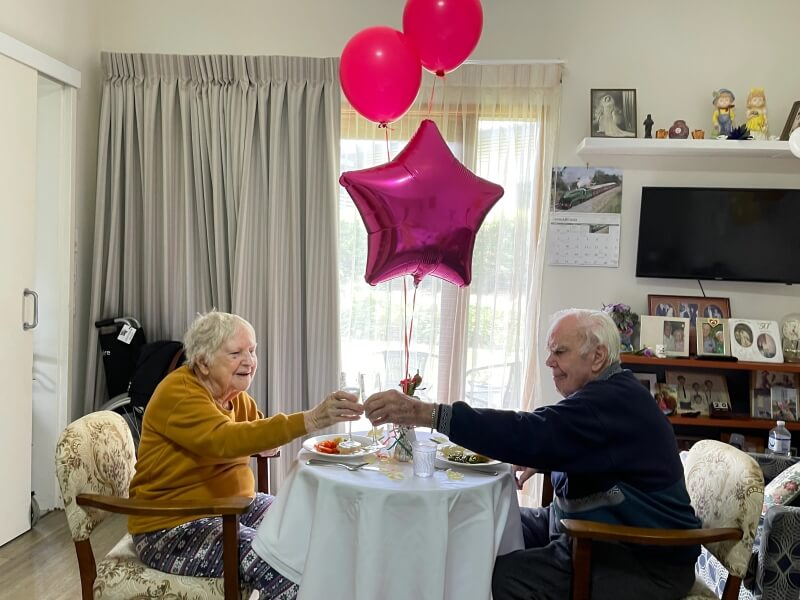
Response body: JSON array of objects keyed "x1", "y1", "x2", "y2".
[{"x1": 88, "y1": 53, "x2": 341, "y2": 489}]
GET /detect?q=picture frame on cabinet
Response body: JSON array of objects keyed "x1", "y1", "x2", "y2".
[
  {"x1": 780, "y1": 101, "x2": 800, "y2": 141},
  {"x1": 729, "y1": 319, "x2": 783, "y2": 363},
  {"x1": 640, "y1": 315, "x2": 691, "y2": 357},
  {"x1": 750, "y1": 370, "x2": 799, "y2": 419},
  {"x1": 771, "y1": 387, "x2": 799, "y2": 421},
  {"x1": 590, "y1": 89, "x2": 637, "y2": 138},
  {"x1": 696, "y1": 317, "x2": 729, "y2": 357},
  {"x1": 633, "y1": 372, "x2": 658, "y2": 396},
  {"x1": 647, "y1": 295, "x2": 731, "y2": 356},
  {"x1": 666, "y1": 370, "x2": 729, "y2": 417}
]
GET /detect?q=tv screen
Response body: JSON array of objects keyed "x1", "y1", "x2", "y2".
[{"x1": 636, "y1": 187, "x2": 800, "y2": 284}]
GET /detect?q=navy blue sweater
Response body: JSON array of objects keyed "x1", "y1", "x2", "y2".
[{"x1": 441, "y1": 366, "x2": 701, "y2": 563}]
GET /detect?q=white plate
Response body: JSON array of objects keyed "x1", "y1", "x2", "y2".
[
  {"x1": 436, "y1": 444, "x2": 500, "y2": 468},
  {"x1": 302, "y1": 434, "x2": 383, "y2": 458}
]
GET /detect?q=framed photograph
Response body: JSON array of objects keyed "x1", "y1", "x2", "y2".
[
  {"x1": 696, "y1": 317, "x2": 729, "y2": 357},
  {"x1": 729, "y1": 319, "x2": 783, "y2": 363},
  {"x1": 648, "y1": 295, "x2": 731, "y2": 355},
  {"x1": 780, "y1": 101, "x2": 800, "y2": 141},
  {"x1": 666, "y1": 371, "x2": 729, "y2": 417},
  {"x1": 655, "y1": 383, "x2": 678, "y2": 415},
  {"x1": 751, "y1": 370, "x2": 800, "y2": 419},
  {"x1": 640, "y1": 315, "x2": 691, "y2": 357},
  {"x1": 771, "y1": 387, "x2": 799, "y2": 421},
  {"x1": 590, "y1": 89, "x2": 637, "y2": 138},
  {"x1": 633, "y1": 372, "x2": 658, "y2": 396}
]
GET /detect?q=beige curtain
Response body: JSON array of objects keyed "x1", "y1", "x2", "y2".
[
  {"x1": 340, "y1": 63, "x2": 562, "y2": 506},
  {"x1": 88, "y1": 53, "x2": 341, "y2": 488}
]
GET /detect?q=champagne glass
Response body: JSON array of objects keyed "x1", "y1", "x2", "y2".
[{"x1": 340, "y1": 386, "x2": 362, "y2": 452}]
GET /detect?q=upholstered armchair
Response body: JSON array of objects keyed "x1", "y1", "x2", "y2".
[
  {"x1": 548, "y1": 440, "x2": 764, "y2": 600},
  {"x1": 695, "y1": 452, "x2": 800, "y2": 600},
  {"x1": 55, "y1": 410, "x2": 274, "y2": 600}
]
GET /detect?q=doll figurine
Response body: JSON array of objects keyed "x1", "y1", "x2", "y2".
[
  {"x1": 745, "y1": 88, "x2": 768, "y2": 140},
  {"x1": 712, "y1": 89, "x2": 736, "y2": 137}
]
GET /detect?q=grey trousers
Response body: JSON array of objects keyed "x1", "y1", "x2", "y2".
[{"x1": 492, "y1": 506, "x2": 696, "y2": 600}]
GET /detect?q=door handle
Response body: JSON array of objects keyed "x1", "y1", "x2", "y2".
[{"x1": 23, "y1": 288, "x2": 38, "y2": 330}]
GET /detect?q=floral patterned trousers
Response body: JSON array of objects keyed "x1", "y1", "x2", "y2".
[{"x1": 132, "y1": 493, "x2": 298, "y2": 599}]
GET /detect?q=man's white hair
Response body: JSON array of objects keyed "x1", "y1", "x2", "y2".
[
  {"x1": 184, "y1": 310, "x2": 255, "y2": 369},
  {"x1": 547, "y1": 308, "x2": 620, "y2": 366}
]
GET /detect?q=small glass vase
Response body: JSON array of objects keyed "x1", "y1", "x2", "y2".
[
  {"x1": 392, "y1": 426, "x2": 416, "y2": 462},
  {"x1": 620, "y1": 332, "x2": 634, "y2": 352}
]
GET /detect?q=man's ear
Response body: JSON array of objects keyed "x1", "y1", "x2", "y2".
[{"x1": 591, "y1": 344, "x2": 609, "y2": 373}]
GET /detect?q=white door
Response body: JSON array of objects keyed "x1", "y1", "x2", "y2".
[{"x1": 0, "y1": 53, "x2": 37, "y2": 545}]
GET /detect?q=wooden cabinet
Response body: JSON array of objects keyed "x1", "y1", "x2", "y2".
[{"x1": 620, "y1": 354, "x2": 800, "y2": 452}]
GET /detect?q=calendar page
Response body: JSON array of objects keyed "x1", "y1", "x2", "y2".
[{"x1": 547, "y1": 166, "x2": 623, "y2": 268}]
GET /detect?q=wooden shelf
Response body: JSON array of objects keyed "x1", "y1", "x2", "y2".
[
  {"x1": 576, "y1": 137, "x2": 795, "y2": 160},
  {"x1": 668, "y1": 415, "x2": 800, "y2": 432},
  {"x1": 621, "y1": 354, "x2": 800, "y2": 374}
]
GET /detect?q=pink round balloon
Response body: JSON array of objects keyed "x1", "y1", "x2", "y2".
[
  {"x1": 339, "y1": 120, "x2": 504, "y2": 287},
  {"x1": 403, "y1": 0, "x2": 483, "y2": 76},
  {"x1": 340, "y1": 26, "x2": 422, "y2": 125}
]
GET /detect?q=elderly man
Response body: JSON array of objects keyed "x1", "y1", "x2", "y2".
[{"x1": 365, "y1": 308, "x2": 700, "y2": 600}]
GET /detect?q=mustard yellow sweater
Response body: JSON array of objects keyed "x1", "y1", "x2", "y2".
[{"x1": 128, "y1": 365, "x2": 306, "y2": 534}]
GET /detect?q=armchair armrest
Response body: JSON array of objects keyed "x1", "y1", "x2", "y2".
[
  {"x1": 560, "y1": 518, "x2": 742, "y2": 546},
  {"x1": 77, "y1": 493, "x2": 253, "y2": 516}
]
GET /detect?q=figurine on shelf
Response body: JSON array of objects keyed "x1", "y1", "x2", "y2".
[
  {"x1": 655, "y1": 128, "x2": 668, "y2": 139},
  {"x1": 643, "y1": 114, "x2": 654, "y2": 138},
  {"x1": 745, "y1": 88, "x2": 768, "y2": 140},
  {"x1": 691, "y1": 129, "x2": 705, "y2": 139},
  {"x1": 669, "y1": 120, "x2": 690, "y2": 139},
  {"x1": 712, "y1": 88, "x2": 736, "y2": 137}
]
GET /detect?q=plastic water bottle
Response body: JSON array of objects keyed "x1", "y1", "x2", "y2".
[{"x1": 767, "y1": 421, "x2": 792, "y2": 457}]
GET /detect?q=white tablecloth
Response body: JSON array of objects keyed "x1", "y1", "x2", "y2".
[{"x1": 252, "y1": 448, "x2": 523, "y2": 600}]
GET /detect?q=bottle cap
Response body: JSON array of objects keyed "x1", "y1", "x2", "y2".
[{"x1": 777, "y1": 420, "x2": 786, "y2": 426}]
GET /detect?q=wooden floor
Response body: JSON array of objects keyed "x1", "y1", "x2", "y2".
[{"x1": 0, "y1": 510, "x2": 127, "y2": 599}]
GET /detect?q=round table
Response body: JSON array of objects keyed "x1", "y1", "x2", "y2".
[{"x1": 252, "y1": 448, "x2": 524, "y2": 600}]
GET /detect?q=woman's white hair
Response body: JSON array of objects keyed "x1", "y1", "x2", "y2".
[
  {"x1": 547, "y1": 308, "x2": 620, "y2": 365},
  {"x1": 183, "y1": 311, "x2": 254, "y2": 369}
]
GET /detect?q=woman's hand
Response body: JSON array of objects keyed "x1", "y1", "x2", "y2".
[
  {"x1": 303, "y1": 390, "x2": 364, "y2": 434},
  {"x1": 514, "y1": 466, "x2": 539, "y2": 490},
  {"x1": 363, "y1": 389, "x2": 428, "y2": 427}
]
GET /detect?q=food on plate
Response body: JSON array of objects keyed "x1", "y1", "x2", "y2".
[
  {"x1": 314, "y1": 437, "x2": 344, "y2": 454},
  {"x1": 440, "y1": 444, "x2": 491, "y2": 464}
]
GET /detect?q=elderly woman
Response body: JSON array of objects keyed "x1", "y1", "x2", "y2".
[{"x1": 128, "y1": 311, "x2": 362, "y2": 599}]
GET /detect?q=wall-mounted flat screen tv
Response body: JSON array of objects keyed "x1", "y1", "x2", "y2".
[{"x1": 636, "y1": 186, "x2": 800, "y2": 284}]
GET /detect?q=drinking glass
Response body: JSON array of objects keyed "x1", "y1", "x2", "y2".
[{"x1": 411, "y1": 440, "x2": 437, "y2": 477}]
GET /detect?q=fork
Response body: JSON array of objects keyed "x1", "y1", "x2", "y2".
[{"x1": 306, "y1": 459, "x2": 369, "y2": 471}]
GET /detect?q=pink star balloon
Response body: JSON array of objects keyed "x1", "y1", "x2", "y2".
[{"x1": 339, "y1": 119, "x2": 504, "y2": 287}]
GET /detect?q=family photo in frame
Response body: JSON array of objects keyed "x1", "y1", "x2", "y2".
[
  {"x1": 648, "y1": 295, "x2": 731, "y2": 355},
  {"x1": 590, "y1": 89, "x2": 637, "y2": 138},
  {"x1": 640, "y1": 315, "x2": 690, "y2": 357},
  {"x1": 751, "y1": 370, "x2": 800, "y2": 420},
  {"x1": 666, "y1": 371, "x2": 729, "y2": 417},
  {"x1": 729, "y1": 319, "x2": 783, "y2": 363},
  {"x1": 696, "y1": 317, "x2": 729, "y2": 357}
]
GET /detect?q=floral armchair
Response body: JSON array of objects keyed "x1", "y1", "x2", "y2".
[
  {"x1": 695, "y1": 452, "x2": 800, "y2": 600},
  {"x1": 55, "y1": 410, "x2": 267, "y2": 600}
]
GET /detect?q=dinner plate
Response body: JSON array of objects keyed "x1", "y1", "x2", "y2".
[
  {"x1": 302, "y1": 434, "x2": 383, "y2": 458},
  {"x1": 436, "y1": 444, "x2": 500, "y2": 468}
]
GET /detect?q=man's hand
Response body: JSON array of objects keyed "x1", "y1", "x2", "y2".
[
  {"x1": 514, "y1": 466, "x2": 539, "y2": 490},
  {"x1": 364, "y1": 389, "x2": 427, "y2": 427},
  {"x1": 304, "y1": 389, "x2": 364, "y2": 434}
]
